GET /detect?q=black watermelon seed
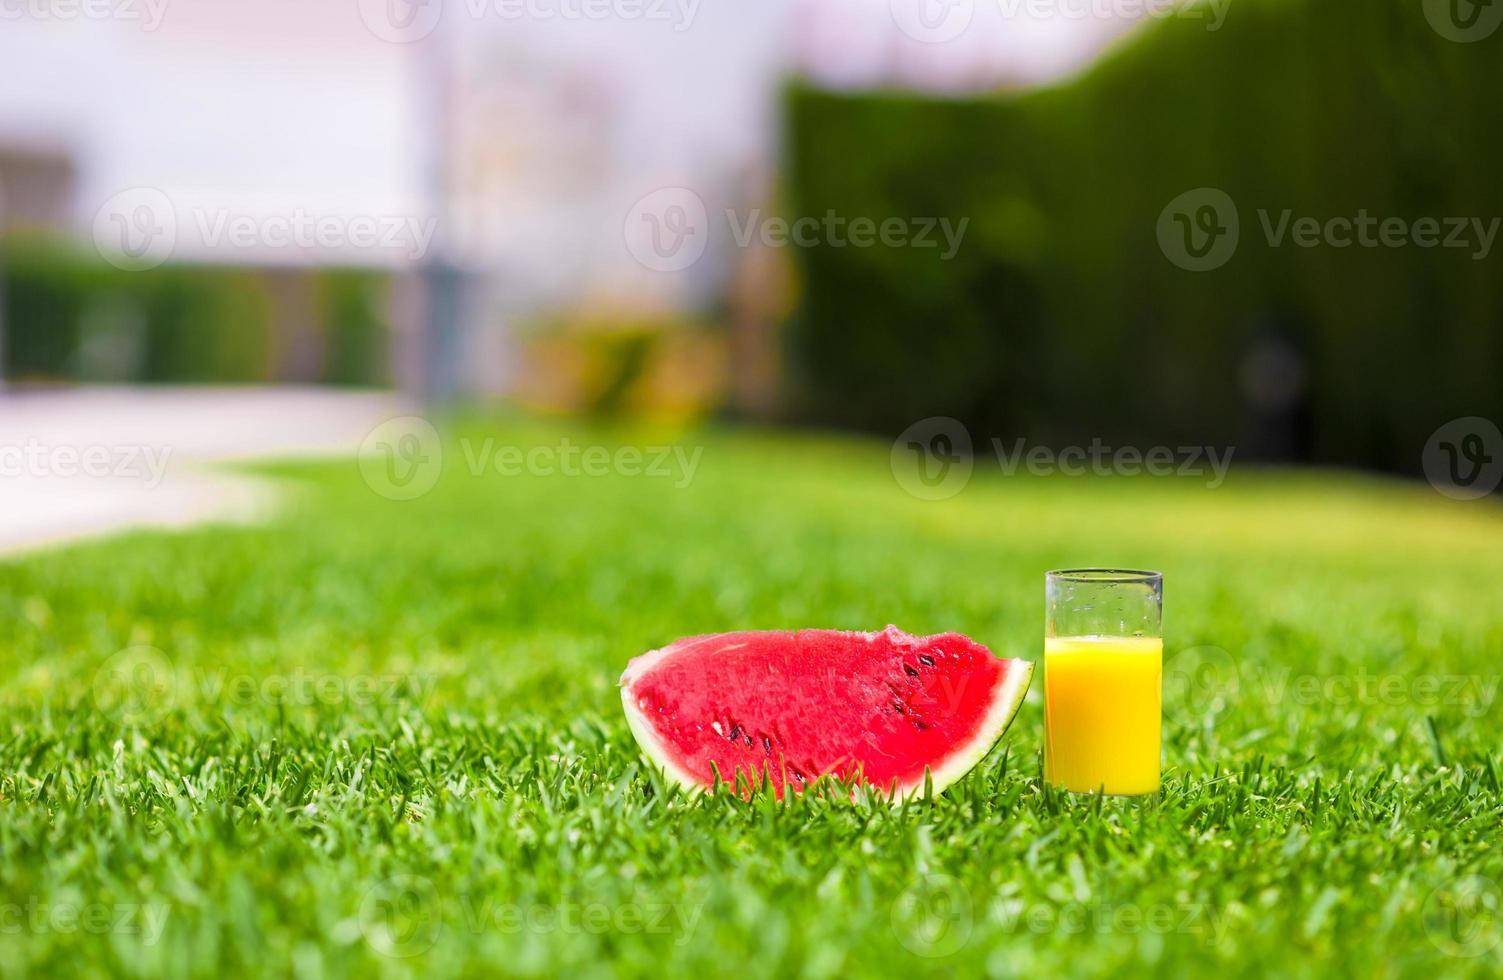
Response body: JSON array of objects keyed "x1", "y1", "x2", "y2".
[
  {"x1": 903, "y1": 665, "x2": 919, "y2": 677},
  {"x1": 728, "y1": 724, "x2": 741, "y2": 742},
  {"x1": 918, "y1": 654, "x2": 935, "y2": 666}
]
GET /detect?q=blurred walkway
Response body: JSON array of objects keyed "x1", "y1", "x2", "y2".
[{"x1": 0, "y1": 387, "x2": 411, "y2": 555}]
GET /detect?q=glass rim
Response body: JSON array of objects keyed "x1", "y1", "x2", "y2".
[{"x1": 1047, "y1": 568, "x2": 1162, "y2": 585}]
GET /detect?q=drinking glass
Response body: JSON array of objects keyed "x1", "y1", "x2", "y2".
[{"x1": 1044, "y1": 569, "x2": 1164, "y2": 795}]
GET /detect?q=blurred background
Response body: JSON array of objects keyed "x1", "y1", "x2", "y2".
[
  {"x1": 0, "y1": 0, "x2": 1498, "y2": 486},
  {"x1": 9, "y1": 6, "x2": 1503, "y2": 975}
]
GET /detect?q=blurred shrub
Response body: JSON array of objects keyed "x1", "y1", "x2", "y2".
[
  {"x1": 137, "y1": 268, "x2": 273, "y2": 383},
  {"x1": 783, "y1": 0, "x2": 1502, "y2": 470},
  {"x1": 1, "y1": 237, "x2": 390, "y2": 386},
  {"x1": 316, "y1": 270, "x2": 390, "y2": 387},
  {"x1": 2, "y1": 238, "x2": 96, "y2": 379},
  {"x1": 515, "y1": 314, "x2": 728, "y2": 421}
]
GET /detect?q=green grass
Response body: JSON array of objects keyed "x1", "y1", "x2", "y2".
[{"x1": 2, "y1": 417, "x2": 1501, "y2": 979}]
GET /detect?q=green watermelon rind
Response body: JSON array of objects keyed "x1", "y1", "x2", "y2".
[
  {"x1": 901, "y1": 657, "x2": 1032, "y2": 801},
  {"x1": 620, "y1": 643, "x2": 710, "y2": 795},
  {"x1": 619, "y1": 636, "x2": 1034, "y2": 802}
]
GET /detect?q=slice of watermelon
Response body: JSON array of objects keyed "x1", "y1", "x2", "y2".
[{"x1": 620, "y1": 626, "x2": 1033, "y2": 800}]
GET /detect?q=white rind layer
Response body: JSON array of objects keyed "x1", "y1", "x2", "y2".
[{"x1": 619, "y1": 634, "x2": 1034, "y2": 802}]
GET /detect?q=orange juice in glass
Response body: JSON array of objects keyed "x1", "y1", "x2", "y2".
[{"x1": 1044, "y1": 569, "x2": 1163, "y2": 795}]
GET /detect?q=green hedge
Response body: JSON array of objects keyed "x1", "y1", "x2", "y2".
[
  {"x1": 783, "y1": 0, "x2": 1503, "y2": 470},
  {"x1": 315, "y1": 270, "x2": 391, "y2": 387},
  {"x1": 1, "y1": 239, "x2": 390, "y2": 387}
]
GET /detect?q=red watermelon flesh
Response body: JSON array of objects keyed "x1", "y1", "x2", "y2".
[{"x1": 620, "y1": 626, "x2": 1033, "y2": 800}]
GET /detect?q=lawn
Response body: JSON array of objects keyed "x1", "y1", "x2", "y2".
[{"x1": 2, "y1": 417, "x2": 1501, "y2": 978}]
